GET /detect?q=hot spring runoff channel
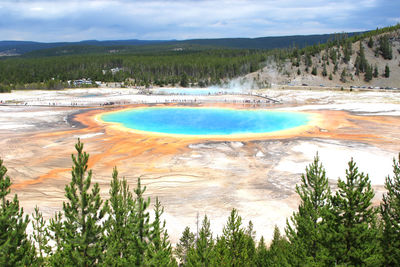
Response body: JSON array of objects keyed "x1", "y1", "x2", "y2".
[{"x1": 101, "y1": 107, "x2": 311, "y2": 136}]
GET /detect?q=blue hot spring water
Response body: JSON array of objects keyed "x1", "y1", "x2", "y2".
[{"x1": 101, "y1": 107, "x2": 311, "y2": 135}]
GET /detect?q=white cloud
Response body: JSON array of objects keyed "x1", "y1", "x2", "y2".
[
  {"x1": 0, "y1": 0, "x2": 395, "y2": 41},
  {"x1": 389, "y1": 17, "x2": 400, "y2": 23}
]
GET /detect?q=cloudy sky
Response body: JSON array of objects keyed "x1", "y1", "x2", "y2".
[{"x1": 1, "y1": 0, "x2": 399, "y2": 42}]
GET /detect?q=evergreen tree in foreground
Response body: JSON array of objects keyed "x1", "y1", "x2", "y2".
[
  {"x1": 131, "y1": 177, "x2": 152, "y2": 266},
  {"x1": 3, "y1": 139, "x2": 400, "y2": 265},
  {"x1": 286, "y1": 154, "x2": 332, "y2": 265},
  {"x1": 244, "y1": 221, "x2": 257, "y2": 265},
  {"x1": 186, "y1": 215, "x2": 215, "y2": 266},
  {"x1": 104, "y1": 167, "x2": 172, "y2": 266},
  {"x1": 381, "y1": 153, "x2": 400, "y2": 266},
  {"x1": 103, "y1": 167, "x2": 137, "y2": 265},
  {"x1": 145, "y1": 197, "x2": 176, "y2": 266},
  {"x1": 255, "y1": 236, "x2": 268, "y2": 266},
  {"x1": 331, "y1": 158, "x2": 382, "y2": 266},
  {"x1": 216, "y1": 209, "x2": 253, "y2": 266},
  {"x1": 31, "y1": 206, "x2": 51, "y2": 265},
  {"x1": 0, "y1": 159, "x2": 35, "y2": 266},
  {"x1": 175, "y1": 226, "x2": 195, "y2": 265},
  {"x1": 267, "y1": 226, "x2": 290, "y2": 266},
  {"x1": 49, "y1": 139, "x2": 107, "y2": 266}
]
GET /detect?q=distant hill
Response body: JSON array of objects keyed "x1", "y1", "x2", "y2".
[
  {"x1": 0, "y1": 32, "x2": 364, "y2": 57},
  {"x1": 0, "y1": 40, "x2": 167, "y2": 56},
  {"x1": 179, "y1": 33, "x2": 362, "y2": 50}
]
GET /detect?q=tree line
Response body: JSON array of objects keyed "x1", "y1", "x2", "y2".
[
  {"x1": 0, "y1": 49, "x2": 267, "y2": 90},
  {"x1": 0, "y1": 24, "x2": 399, "y2": 93},
  {"x1": 1, "y1": 139, "x2": 400, "y2": 266}
]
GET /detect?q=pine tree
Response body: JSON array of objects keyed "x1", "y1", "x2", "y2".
[
  {"x1": 103, "y1": 167, "x2": 136, "y2": 265},
  {"x1": 213, "y1": 235, "x2": 229, "y2": 265},
  {"x1": 0, "y1": 159, "x2": 35, "y2": 266},
  {"x1": 373, "y1": 64, "x2": 379, "y2": 78},
  {"x1": 340, "y1": 69, "x2": 347, "y2": 83},
  {"x1": 385, "y1": 64, "x2": 390, "y2": 78},
  {"x1": 355, "y1": 43, "x2": 369, "y2": 77},
  {"x1": 131, "y1": 177, "x2": 152, "y2": 266},
  {"x1": 368, "y1": 37, "x2": 374, "y2": 48},
  {"x1": 329, "y1": 48, "x2": 337, "y2": 65},
  {"x1": 146, "y1": 197, "x2": 176, "y2": 266},
  {"x1": 103, "y1": 170, "x2": 155, "y2": 266},
  {"x1": 381, "y1": 153, "x2": 400, "y2": 266},
  {"x1": 311, "y1": 66, "x2": 317, "y2": 75},
  {"x1": 331, "y1": 158, "x2": 382, "y2": 266},
  {"x1": 379, "y1": 36, "x2": 393, "y2": 60},
  {"x1": 268, "y1": 226, "x2": 290, "y2": 266},
  {"x1": 186, "y1": 215, "x2": 215, "y2": 266},
  {"x1": 175, "y1": 226, "x2": 195, "y2": 265},
  {"x1": 180, "y1": 73, "x2": 189, "y2": 87},
  {"x1": 255, "y1": 236, "x2": 269, "y2": 266},
  {"x1": 343, "y1": 40, "x2": 352, "y2": 63},
  {"x1": 244, "y1": 220, "x2": 256, "y2": 265},
  {"x1": 305, "y1": 53, "x2": 312, "y2": 67},
  {"x1": 329, "y1": 73, "x2": 333, "y2": 80},
  {"x1": 365, "y1": 64, "x2": 373, "y2": 82},
  {"x1": 48, "y1": 211, "x2": 64, "y2": 264},
  {"x1": 286, "y1": 154, "x2": 332, "y2": 266},
  {"x1": 49, "y1": 139, "x2": 107, "y2": 266},
  {"x1": 322, "y1": 63, "x2": 327, "y2": 77},
  {"x1": 359, "y1": 43, "x2": 367, "y2": 73},
  {"x1": 217, "y1": 209, "x2": 249, "y2": 266},
  {"x1": 355, "y1": 55, "x2": 361, "y2": 76},
  {"x1": 31, "y1": 206, "x2": 51, "y2": 266},
  {"x1": 297, "y1": 54, "x2": 301, "y2": 67}
]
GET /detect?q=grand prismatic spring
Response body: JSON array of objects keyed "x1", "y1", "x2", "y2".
[
  {"x1": 100, "y1": 107, "x2": 312, "y2": 136},
  {"x1": 1, "y1": 88, "x2": 400, "y2": 242}
]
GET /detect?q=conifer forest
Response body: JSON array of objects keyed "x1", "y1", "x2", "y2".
[
  {"x1": 1, "y1": 24, "x2": 399, "y2": 93},
  {"x1": 1, "y1": 139, "x2": 399, "y2": 266}
]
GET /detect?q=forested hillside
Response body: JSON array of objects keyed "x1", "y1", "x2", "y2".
[
  {"x1": 0, "y1": 24, "x2": 399, "y2": 93},
  {"x1": 0, "y1": 49, "x2": 267, "y2": 92},
  {"x1": 1, "y1": 140, "x2": 400, "y2": 266},
  {"x1": 250, "y1": 24, "x2": 400, "y2": 88}
]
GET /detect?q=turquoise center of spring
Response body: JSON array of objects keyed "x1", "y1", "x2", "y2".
[{"x1": 101, "y1": 107, "x2": 311, "y2": 135}]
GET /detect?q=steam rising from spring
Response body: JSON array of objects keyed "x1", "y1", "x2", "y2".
[{"x1": 210, "y1": 76, "x2": 265, "y2": 94}]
